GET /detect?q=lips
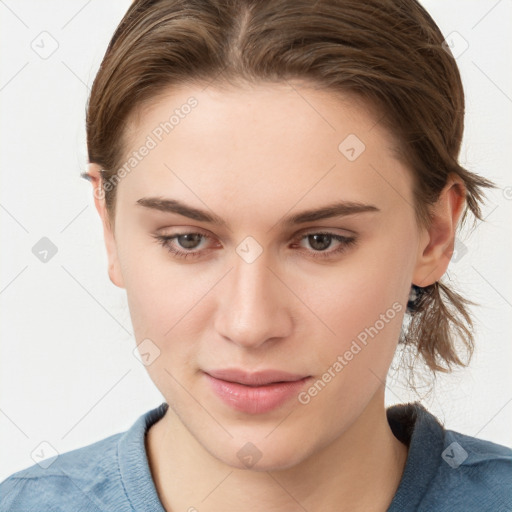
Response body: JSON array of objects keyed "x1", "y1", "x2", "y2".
[
  {"x1": 204, "y1": 368, "x2": 308, "y2": 386},
  {"x1": 203, "y1": 368, "x2": 312, "y2": 414}
]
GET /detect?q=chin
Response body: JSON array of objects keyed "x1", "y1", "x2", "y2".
[{"x1": 207, "y1": 435, "x2": 313, "y2": 473}]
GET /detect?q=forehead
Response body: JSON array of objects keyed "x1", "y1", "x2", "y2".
[{"x1": 116, "y1": 81, "x2": 414, "y2": 221}]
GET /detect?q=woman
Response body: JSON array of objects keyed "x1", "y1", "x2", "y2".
[{"x1": 1, "y1": 0, "x2": 511, "y2": 510}]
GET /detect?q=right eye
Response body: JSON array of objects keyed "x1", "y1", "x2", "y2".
[{"x1": 152, "y1": 232, "x2": 215, "y2": 260}]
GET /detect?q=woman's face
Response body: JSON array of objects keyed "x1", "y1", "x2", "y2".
[{"x1": 101, "y1": 81, "x2": 430, "y2": 469}]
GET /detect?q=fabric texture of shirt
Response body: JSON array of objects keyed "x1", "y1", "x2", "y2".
[{"x1": 1, "y1": 401, "x2": 511, "y2": 511}]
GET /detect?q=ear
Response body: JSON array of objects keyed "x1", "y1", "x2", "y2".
[
  {"x1": 412, "y1": 174, "x2": 466, "y2": 287},
  {"x1": 87, "y1": 164, "x2": 125, "y2": 289}
]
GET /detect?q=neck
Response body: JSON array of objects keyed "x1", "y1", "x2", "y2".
[{"x1": 146, "y1": 388, "x2": 408, "y2": 512}]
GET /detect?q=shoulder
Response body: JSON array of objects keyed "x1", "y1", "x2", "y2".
[
  {"x1": 0, "y1": 432, "x2": 131, "y2": 512},
  {"x1": 423, "y1": 429, "x2": 512, "y2": 511},
  {"x1": 0, "y1": 403, "x2": 168, "y2": 512},
  {"x1": 387, "y1": 402, "x2": 512, "y2": 512}
]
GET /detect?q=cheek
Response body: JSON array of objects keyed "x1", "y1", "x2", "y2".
[
  {"x1": 122, "y1": 261, "x2": 206, "y2": 392},
  {"x1": 308, "y1": 241, "x2": 408, "y2": 331},
  {"x1": 123, "y1": 264, "x2": 205, "y2": 339},
  {"x1": 304, "y1": 274, "x2": 405, "y2": 376},
  {"x1": 295, "y1": 261, "x2": 407, "y2": 427}
]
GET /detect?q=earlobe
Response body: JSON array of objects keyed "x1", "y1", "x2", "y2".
[
  {"x1": 87, "y1": 164, "x2": 125, "y2": 289},
  {"x1": 107, "y1": 260, "x2": 125, "y2": 289},
  {"x1": 412, "y1": 175, "x2": 466, "y2": 287}
]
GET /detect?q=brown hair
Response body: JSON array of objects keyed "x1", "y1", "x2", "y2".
[{"x1": 84, "y1": 0, "x2": 495, "y2": 378}]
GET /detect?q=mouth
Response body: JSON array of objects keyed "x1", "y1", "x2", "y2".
[{"x1": 203, "y1": 368, "x2": 312, "y2": 414}]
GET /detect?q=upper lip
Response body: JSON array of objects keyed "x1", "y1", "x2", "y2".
[{"x1": 204, "y1": 368, "x2": 309, "y2": 386}]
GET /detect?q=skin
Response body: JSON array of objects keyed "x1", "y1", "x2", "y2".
[{"x1": 88, "y1": 81, "x2": 465, "y2": 512}]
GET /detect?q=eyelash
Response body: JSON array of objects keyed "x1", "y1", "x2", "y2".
[{"x1": 152, "y1": 231, "x2": 357, "y2": 261}]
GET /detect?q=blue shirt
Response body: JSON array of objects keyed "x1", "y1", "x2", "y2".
[{"x1": 1, "y1": 401, "x2": 511, "y2": 511}]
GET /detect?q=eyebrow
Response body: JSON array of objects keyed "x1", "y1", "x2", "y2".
[{"x1": 136, "y1": 197, "x2": 380, "y2": 227}]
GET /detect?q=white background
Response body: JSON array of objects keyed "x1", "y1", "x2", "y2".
[{"x1": 1, "y1": 0, "x2": 511, "y2": 481}]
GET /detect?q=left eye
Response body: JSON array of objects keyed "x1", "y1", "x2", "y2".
[
  {"x1": 152, "y1": 231, "x2": 357, "y2": 260},
  {"x1": 292, "y1": 232, "x2": 357, "y2": 259}
]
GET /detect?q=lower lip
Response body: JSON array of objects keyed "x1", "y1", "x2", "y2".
[{"x1": 204, "y1": 373, "x2": 311, "y2": 414}]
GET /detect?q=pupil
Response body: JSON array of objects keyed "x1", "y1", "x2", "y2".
[
  {"x1": 309, "y1": 234, "x2": 331, "y2": 251},
  {"x1": 178, "y1": 234, "x2": 201, "y2": 249}
]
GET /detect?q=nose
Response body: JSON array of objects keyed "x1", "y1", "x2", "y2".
[{"x1": 214, "y1": 249, "x2": 293, "y2": 349}]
